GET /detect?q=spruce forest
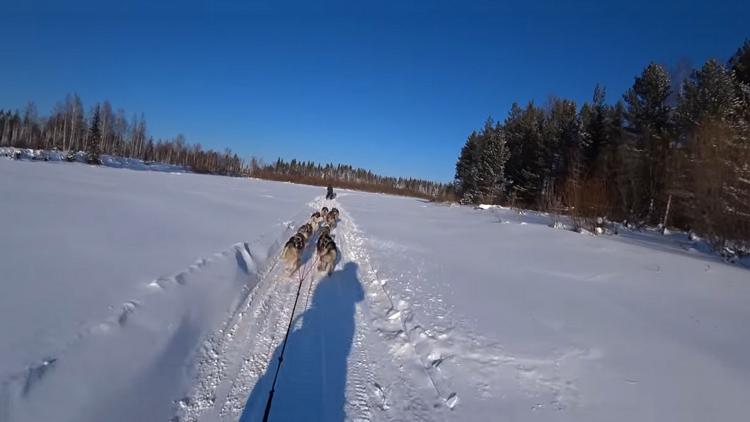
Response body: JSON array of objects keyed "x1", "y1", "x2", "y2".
[{"x1": 455, "y1": 40, "x2": 750, "y2": 249}]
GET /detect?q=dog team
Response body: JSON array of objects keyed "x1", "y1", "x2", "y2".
[{"x1": 281, "y1": 206, "x2": 340, "y2": 276}]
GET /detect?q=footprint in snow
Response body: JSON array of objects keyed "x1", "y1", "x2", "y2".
[
  {"x1": 372, "y1": 382, "x2": 388, "y2": 410},
  {"x1": 386, "y1": 309, "x2": 401, "y2": 321},
  {"x1": 428, "y1": 352, "x2": 451, "y2": 369},
  {"x1": 445, "y1": 392, "x2": 459, "y2": 409},
  {"x1": 117, "y1": 301, "x2": 139, "y2": 326}
]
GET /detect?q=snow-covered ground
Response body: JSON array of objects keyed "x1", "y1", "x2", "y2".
[
  {"x1": 336, "y1": 193, "x2": 750, "y2": 421},
  {"x1": 0, "y1": 158, "x2": 318, "y2": 421},
  {"x1": 1, "y1": 158, "x2": 749, "y2": 422}
]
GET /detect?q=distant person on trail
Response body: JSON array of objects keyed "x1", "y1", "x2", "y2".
[{"x1": 326, "y1": 185, "x2": 335, "y2": 200}]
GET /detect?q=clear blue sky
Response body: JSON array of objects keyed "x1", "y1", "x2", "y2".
[{"x1": 1, "y1": 0, "x2": 748, "y2": 181}]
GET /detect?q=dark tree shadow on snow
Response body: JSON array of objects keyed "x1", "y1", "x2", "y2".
[{"x1": 240, "y1": 262, "x2": 364, "y2": 422}]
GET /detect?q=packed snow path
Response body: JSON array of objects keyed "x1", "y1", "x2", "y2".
[{"x1": 177, "y1": 196, "x2": 456, "y2": 422}]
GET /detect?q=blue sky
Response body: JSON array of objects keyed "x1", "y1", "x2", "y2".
[{"x1": 1, "y1": 0, "x2": 748, "y2": 181}]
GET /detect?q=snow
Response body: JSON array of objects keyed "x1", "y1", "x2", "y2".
[
  {"x1": 0, "y1": 147, "x2": 65, "y2": 161},
  {"x1": 0, "y1": 159, "x2": 318, "y2": 421},
  {"x1": 337, "y1": 193, "x2": 750, "y2": 421},
  {"x1": 2, "y1": 158, "x2": 750, "y2": 422},
  {"x1": 0, "y1": 147, "x2": 189, "y2": 173}
]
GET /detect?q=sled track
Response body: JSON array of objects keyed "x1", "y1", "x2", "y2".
[
  {"x1": 177, "y1": 195, "x2": 454, "y2": 422},
  {"x1": 335, "y1": 209, "x2": 447, "y2": 422},
  {"x1": 175, "y1": 196, "x2": 375, "y2": 421},
  {"x1": 177, "y1": 228, "x2": 310, "y2": 421},
  {"x1": 309, "y1": 198, "x2": 377, "y2": 422}
]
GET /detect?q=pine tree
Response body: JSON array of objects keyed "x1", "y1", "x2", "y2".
[
  {"x1": 677, "y1": 59, "x2": 742, "y2": 124},
  {"x1": 476, "y1": 125, "x2": 510, "y2": 204},
  {"x1": 623, "y1": 62, "x2": 673, "y2": 223},
  {"x1": 604, "y1": 100, "x2": 627, "y2": 219},
  {"x1": 675, "y1": 59, "x2": 748, "y2": 246},
  {"x1": 504, "y1": 102, "x2": 546, "y2": 206},
  {"x1": 729, "y1": 39, "x2": 750, "y2": 85},
  {"x1": 86, "y1": 105, "x2": 102, "y2": 164},
  {"x1": 580, "y1": 84, "x2": 608, "y2": 178},
  {"x1": 455, "y1": 130, "x2": 482, "y2": 204},
  {"x1": 543, "y1": 97, "x2": 583, "y2": 200}
]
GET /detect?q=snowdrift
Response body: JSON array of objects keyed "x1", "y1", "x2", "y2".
[{"x1": 0, "y1": 147, "x2": 188, "y2": 173}]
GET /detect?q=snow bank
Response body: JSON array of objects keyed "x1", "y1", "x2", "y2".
[
  {"x1": 99, "y1": 154, "x2": 188, "y2": 173},
  {"x1": 0, "y1": 147, "x2": 189, "y2": 173},
  {"x1": 0, "y1": 147, "x2": 65, "y2": 161}
]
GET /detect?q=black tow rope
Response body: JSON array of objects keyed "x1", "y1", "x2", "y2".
[{"x1": 262, "y1": 257, "x2": 318, "y2": 422}]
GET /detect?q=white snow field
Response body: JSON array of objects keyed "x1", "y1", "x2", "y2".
[{"x1": 2, "y1": 158, "x2": 749, "y2": 422}]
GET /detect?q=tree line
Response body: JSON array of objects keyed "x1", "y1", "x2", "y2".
[
  {"x1": 0, "y1": 96, "x2": 244, "y2": 175},
  {"x1": 248, "y1": 158, "x2": 453, "y2": 200},
  {"x1": 455, "y1": 40, "x2": 750, "y2": 249},
  {"x1": 0, "y1": 94, "x2": 453, "y2": 200}
]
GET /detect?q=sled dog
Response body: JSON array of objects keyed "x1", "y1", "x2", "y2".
[
  {"x1": 317, "y1": 235, "x2": 338, "y2": 276},
  {"x1": 325, "y1": 213, "x2": 337, "y2": 228},
  {"x1": 297, "y1": 223, "x2": 313, "y2": 241},
  {"x1": 308, "y1": 212, "x2": 322, "y2": 230},
  {"x1": 281, "y1": 233, "x2": 305, "y2": 271}
]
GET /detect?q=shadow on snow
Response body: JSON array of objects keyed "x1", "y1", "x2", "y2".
[{"x1": 240, "y1": 261, "x2": 364, "y2": 422}]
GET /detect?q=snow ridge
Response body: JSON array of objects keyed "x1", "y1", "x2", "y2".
[{"x1": 1, "y1": 218, "x2": 297, "y2": 422}]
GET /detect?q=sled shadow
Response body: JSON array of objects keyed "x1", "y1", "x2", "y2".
[{"x1": 240, "y1": 262, "x2": 364, "y2": 422}]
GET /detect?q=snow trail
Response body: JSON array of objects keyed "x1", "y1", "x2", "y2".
[
  {"x1": 176, "y1": 196, "x2": 459, "y2": 422},
  {"x1": 175, "y1": 215, "x2": 315, "y2": 421},
  {"x1": 175, "y1": 197, "x2": 376, "y2": 421}
]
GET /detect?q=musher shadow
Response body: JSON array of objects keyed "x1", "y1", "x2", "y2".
[{"x1": 240, "y1": 261, "x2": 364, "y2": 422}]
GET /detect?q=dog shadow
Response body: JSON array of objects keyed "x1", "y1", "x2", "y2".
[{"x1": 240, "y1": 262, "x2": 364, "y2": 422}]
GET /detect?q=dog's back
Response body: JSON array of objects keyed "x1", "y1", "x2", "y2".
[
  {"x1": 317, "y1": 237, "x2": 338, "y2": 276},
  {"x1": 297, "y1": 223, "x2": 313, "y2": 241},
  {"x1": 317, "y1": 233, "x2": 333, "y2": 255},
  {"x1": 282, "y1": 233, "x2": 305, "y2": 269},
  {"x1": 307, "y1": 217, "x2": 320, "y2": 231}
]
